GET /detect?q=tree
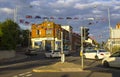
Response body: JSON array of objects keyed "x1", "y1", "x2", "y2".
[
  {"x1": 0, "y1": 19, "x2": 21, "y2": 50},
  {"x1": 20, "y1": 30, "x2": 30, "y2": 47}
]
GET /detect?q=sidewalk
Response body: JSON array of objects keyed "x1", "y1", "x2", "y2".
[
  {"x1": 33, "y1": 62, "x2": 87, "y2": 72},
  {"x1": 0, "y1": 52, "x2": 28, "y2": 67}
]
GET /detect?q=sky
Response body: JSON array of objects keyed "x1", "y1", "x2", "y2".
[{"x1": 0, "y1": 0, "x2": 120, "y2": 43}]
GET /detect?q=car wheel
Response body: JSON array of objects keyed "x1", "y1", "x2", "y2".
[
  {"x1": 103, "y1": 61, "x2": 109, "y2": 67},
  {"x1": 50, "y1": 55, "x2": 53, "y2": 58},
  {"x1": 95, "y1": 55, "x2": 99, "y2": 60}
]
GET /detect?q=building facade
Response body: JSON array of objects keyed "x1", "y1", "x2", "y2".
[
  {"x1": 106, "y1": 23, "x2": 120, "y2": 50},
  {"x1": 31, "y1": 20, "x2": 62, "y2": 51},
  {"x1": 72, "y1": 32, "x2": 81, "y2": 52},
  {"x1": 31, "y1": 20, "x2": 74, "y2": 52}
]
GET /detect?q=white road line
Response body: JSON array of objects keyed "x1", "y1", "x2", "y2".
[
  {"x1": 26, "y1": 74, "x2": 32, "y2": 77},
  {"x1": 18, "y1": 71, "x2": 32, "y2": 76}
]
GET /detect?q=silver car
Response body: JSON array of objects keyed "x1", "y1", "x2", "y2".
[{"x1": 45, "y1": 50, "x2": 61, "y2": 58}]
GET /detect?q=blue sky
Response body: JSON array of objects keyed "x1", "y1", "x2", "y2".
[{"x1": 0, "y1": 0, "x2": 120, "y2": 43}]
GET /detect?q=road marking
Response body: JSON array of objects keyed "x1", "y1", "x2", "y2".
[
  {"x1": 12, "y1": 71, "x2": 33, "y2": 77},
  {"x1": 33, "y1": 69, "x2": 59, "y2": 72},
  {"x1": 18, "y1": 72, "x2": 31, "y2": 76},
  {"x1": 26, "y1": 74, "x2": 32, "y2": 77}
]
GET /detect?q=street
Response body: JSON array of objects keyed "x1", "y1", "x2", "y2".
[{"x1": 0, "y1": 52, "x2": 120, "y2": 77}]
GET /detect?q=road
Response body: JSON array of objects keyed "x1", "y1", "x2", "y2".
[{"x1": 0, "y1": 52, "x2": 120, "y2": 77}]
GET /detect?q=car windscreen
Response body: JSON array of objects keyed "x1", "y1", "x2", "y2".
[
  {"x1": 85, "y1": 50, "x2": 97, "y2": 53},
  {"x1": 110, "y1": 52, "x2": 120, "y2": 57},
  {"x1": 54, "y1": 50, "x2": 60, "y2": 52},
  {"x1": 99, "y1": 50, "x2": 107, "y2": 52}
]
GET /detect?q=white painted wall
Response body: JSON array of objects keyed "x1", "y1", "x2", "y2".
[{"x1": 111, "y1": 29, "x2": 120, "y2": 38}]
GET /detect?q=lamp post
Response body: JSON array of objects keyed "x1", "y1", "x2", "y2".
[
  {"x1": 14, "y1": 6, "x2": 18, "y2": 23},
  {"x1": 14, "y1": 5, "x2": 33, "y2": 23},
  {"x1": 107, "y1": 8, "x2": 112, "y2": 52},
  {"x1": 14, "y1": 5, "x2": 33, "y2": 48},
  {"x1": 108, "y1": 8, "x2": 111, "y2": 29}
]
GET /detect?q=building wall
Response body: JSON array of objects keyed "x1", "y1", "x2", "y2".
[
  {"x1": 72, "y1": 32, "x2": 81, "y2": 52},
  {"x1": 111, "y1": 29, "x2": 120, "y2": 38},
  {"x1": 106, "y1": 22, "x2": 120, "y2": 51},
  {"x1": 61, "y1": 25, "x2": 73, "y2": 51}
]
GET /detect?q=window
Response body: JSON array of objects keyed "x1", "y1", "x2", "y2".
[
  {"x1": 35, "y1": 41, "x2": 42, "y2": 46},
  {"x1": 36, "y1": 30, "x2": 41, "y2": 35},
  {"x1": 85, "y1": 50, "x2": 97, "y2": 53},
  {"x1": 46, "y1": 30, "x2": 52, "y2": 35}
]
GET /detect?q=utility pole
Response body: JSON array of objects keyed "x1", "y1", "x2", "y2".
[
  {"x1": 53, "y1": 24, "x2": 55, "y2": 51},
  {"x1": 14, "y1": 7, "x2": 17, "y2": 23}
]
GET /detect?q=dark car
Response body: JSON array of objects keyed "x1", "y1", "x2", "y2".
[{"x1": 25, "y1": 48, "x2": 38, "y2": 55}]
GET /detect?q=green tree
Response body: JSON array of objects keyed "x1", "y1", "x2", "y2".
[
  {"x1": 21, "y1": 30, "x2": 30, "y2": 47},
  {"x1": 0, "y1": 19, "x2": 21, "y2": 50},
  {"x1": 0, "y1": 22, "x2": 3, "y2": 37}
]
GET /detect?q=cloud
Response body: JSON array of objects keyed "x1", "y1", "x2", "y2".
[
  {"x1": 114, "y1": 5, "x2": 120, "y2": 10},
  {"x1": 30, "y1": 0, "x2": 43, "y2": 6},
  {"x1": 111, "y1": 13, "x2": 120, "y2": 19},
  {"x1": 0, "y1": 7, "x2": 13, "y2": 14},
  {"x1": 92, "y1": 9, "x2": 103, "y2": 14},
  {"x1": 49, "y1": 0, "x2": 79, "y2": 8}
]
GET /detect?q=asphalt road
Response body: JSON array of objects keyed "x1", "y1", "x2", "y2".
[{"x1": 0, "y1": 52, "x2": 120, "y2": 77}]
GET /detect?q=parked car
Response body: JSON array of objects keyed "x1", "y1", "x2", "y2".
[
  {"x1": 102, "y1": 51, "x2": 120, "y2": 68},
  {"x1": 83, "y1": 49, "x2": 111, "y2": 60},
  {"x1": 63, "y1": 49, "x2": 70, "y2": 56},
  {"x1": 25, "y1": 48, "x2": 38, "y2": 55},
  {"x1": 45, "y1": 50, "x2": 61, "y2": 58}
]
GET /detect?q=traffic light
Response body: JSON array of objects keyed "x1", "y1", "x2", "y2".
[{"x1": 84, "y1": 28, "x2": 89, "y2": 40}]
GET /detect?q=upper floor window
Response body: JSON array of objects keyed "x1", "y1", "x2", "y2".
[
  {"x1": 46, "y1": 29, "x2": 52, "y2": 35},
  {"x1": 36, "y1": 30, "x2": 41, "y2": 35}
]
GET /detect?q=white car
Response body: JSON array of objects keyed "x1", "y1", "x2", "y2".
[
  {"x1": 45, "y1": 50, "x2": 61, "y2": 58},
  {"x1": 102, "y1": 51, "x2": 120, "y2": 68},
  {"x1": 83, "y1": 49, "x2": 111, "y2": 60}
]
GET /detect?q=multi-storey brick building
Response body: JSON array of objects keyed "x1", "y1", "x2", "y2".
[
  {"x1": 31, "y1": 20, "x2": 62, "y2": 51},
  {"x1": 31, "y1": 20, "x2": 82, "y2": 52}
]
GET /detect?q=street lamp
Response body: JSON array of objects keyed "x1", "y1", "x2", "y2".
[
  {"x1": 14, "y1": 5, "x2": 33, "y2": 48},
  {"x1": 108, "y1": 8, "x2": 111, "y2": 29},
  {"x1": 14, "y1": 5, "x2": 33, "y2": 23},
  {"x1": 107, "y1": 8, "x2": 112, "y2": 52}
]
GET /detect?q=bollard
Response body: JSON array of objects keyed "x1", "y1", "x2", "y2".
[{"x1": 61, "y1": 53, "x2": 65, "y2": 63}]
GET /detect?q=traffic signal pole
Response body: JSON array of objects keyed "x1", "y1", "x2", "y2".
[{"x1": 80, "y1": 27, "x2": 84, "y2": 70}]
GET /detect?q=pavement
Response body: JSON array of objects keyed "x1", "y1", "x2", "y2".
[
  {"x1": 33, "y1": 62, "x2": 87, "y2": 72},
  {"x1": 0, "y1": 52, "x2": 28, "y2": 67}
]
